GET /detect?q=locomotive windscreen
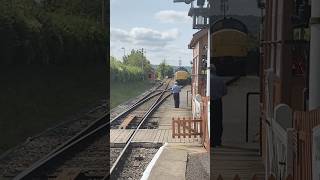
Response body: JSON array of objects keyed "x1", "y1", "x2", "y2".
[
  {"x1": 210, "y1": 18, "x2": 248, "y2": 34},
  {"x1": 175, "y1": 67, "x2": 188, "y2": 72}
]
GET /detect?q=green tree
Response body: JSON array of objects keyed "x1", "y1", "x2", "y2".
[
  {"x1": 157, "y1": 60, "x2": 173, "y2": 79},
  {"x1": 124, "y1": 49, "x2": 152, "y2": 74},
  {"x1": 0, "y1": 0, "x2": 107, "y2": 65},
  {"x1": 110, "y1": 56, "x2": 145, "y2": 82},
  {"x1": 166, "y1": 66, "x2": 174, "y2": 77}
]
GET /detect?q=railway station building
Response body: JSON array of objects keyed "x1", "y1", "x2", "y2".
[{"x1": 188, "y1": 28, "x2": 210, "y2": 150}]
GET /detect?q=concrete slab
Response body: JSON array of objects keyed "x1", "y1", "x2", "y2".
[
  {"x1": 146, "y1": 144, "x2": 207, "y2": 180},
  {"x1": 149, "y1": 160, "x2": 186, "y2": 179},
  {"x1": 158, "y1": 148, "x2": 188, "y2": 162}
]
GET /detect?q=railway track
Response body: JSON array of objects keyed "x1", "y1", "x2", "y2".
[
  {"x1": 0, "y1": 103, "x2": 107, "y2": 178},
  {"x1": 11, "y1": 79, "x2": 172, "y2": 179},
  {"x1": 109, "y1": 81, "x2": 172, "y2": 179}
]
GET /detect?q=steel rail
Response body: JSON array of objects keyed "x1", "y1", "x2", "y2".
[
  {"x1": 107, "y1": 80, "x2": 171, "y2": 178},
  {"x1": 14, "y1": 117, "x2": 110, "y2": 180},
  {"x1": 110, "y1": 91, "x2": 162, "y2": 124},
  {"x1": 109, "y1": 81, "x2": 166, "y2": 124},
  {"x1": 14, "y1": 81, "x2": 168, "y2": 179}
]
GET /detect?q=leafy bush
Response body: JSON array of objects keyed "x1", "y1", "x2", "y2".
[
  {"x1": 0, "y1": 0, "x2": 107, "y2": 65},
  {"x1": 110, "y1": 57, "x2": 144, "y2": 82}
]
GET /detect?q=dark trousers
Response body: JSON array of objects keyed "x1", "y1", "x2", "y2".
[
  {"x1": 173, "y1": 93, "x2": 180, "y2": 108},
  {"x1": 211, "y1": 98, "x2": 223, "y2": 146}
]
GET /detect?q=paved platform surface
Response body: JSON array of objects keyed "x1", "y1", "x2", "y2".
[
  {"x1": 211, "y1": 144, "x2": 265, "y2": 179},
  {"x1": 147, "y1": 144, "x2": 207, "y2": 180},
  {"x1": 154, "y1": 85, "x2": 192, "y2": 129}
]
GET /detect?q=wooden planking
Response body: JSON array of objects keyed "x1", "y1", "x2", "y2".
[
  {"x1": 157, "y1": 129, "x2": 164, "y2": 142},
  {"x1": 212, "y1": 174, "x2": 292, "y2": 180},
  {"x1": 153, "y1": 129, "x2": 162, "y2": 143},
  {"x1": 110, "y1": 129, "x2": 202, "y2": 144},
  {"x1": 118, "y1": 115, "x2": 135, "y2": 129},
  {"x1": 110, "y1": 129, "x2": 122, "y2": 142},
  {"x1": 113, "y1": 130, "x2": 128, "y2": 143},
  {"x1": 211, "y1": 145, "x2": 265, "y2": 179}
]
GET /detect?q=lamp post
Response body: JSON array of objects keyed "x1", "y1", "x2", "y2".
[
  {"x1": 138, "y1": 48, "x2": 145, "y2": 81},
  {"x1": 121, "y1": 47, "x2": 126, "y2": 57}
]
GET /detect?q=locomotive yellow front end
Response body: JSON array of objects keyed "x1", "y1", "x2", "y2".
[
  {"x1": 211, "y1": 29, "x2": 248, "y2": 58},
  {"x1": 175, "y1": 70, "x2": 190, "y2": 85},
  {"x1": 210, "y1": 17, "x2": 249, "y2": 76}
]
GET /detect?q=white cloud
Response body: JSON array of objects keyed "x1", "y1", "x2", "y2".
[
  {"x1": 154, "y1": 10, "x2": 191, "y2": 24},
  {"x1": 111, "y1": 27, "x2": 180, "y2": 47}
]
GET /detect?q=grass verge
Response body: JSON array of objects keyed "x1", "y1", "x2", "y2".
[
  {"x1": 110, "y1": 81, "x2": 154, "y2": 109},
  {"x1": 0, "y1": 65, "x2": 106, "y2": 154}
]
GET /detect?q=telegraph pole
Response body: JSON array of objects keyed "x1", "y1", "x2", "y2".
[{"x1": 141, "y1": 48, "x2": 144, "y2": 81}]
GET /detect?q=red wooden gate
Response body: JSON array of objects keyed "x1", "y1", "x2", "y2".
[
  {"x1": 172, "y1": 117, "x2": 202, "y2": 138},
  {"x1": 293, "y1": 109, "x2": 320, "y2": 180}
]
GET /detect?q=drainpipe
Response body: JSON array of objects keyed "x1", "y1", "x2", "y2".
[
  {"x1": 207, "y1": 20, "x2": 211, "y2": 140},
  {"x1": 308, "y1": 0, "x2": 320, "y2": 110}
]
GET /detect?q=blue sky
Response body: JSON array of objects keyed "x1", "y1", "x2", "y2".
[
  {"x1": 110, "y1": 0, "x2": 197, "y2": 66},
  {"x1": 110, "y1": 0, "x2": 260, "y2": 66}
]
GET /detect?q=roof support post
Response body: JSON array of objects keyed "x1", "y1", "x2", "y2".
[{"x1": 308, "y1": 0, "x2": 320, "y2": 110}]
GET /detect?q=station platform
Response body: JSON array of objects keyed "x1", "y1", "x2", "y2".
[
  {"x1": 111, "y1": 85, "x2": 208, "y2": 179},
  {"x1": 144, "y1": 76, "x2": 264, "y2": 180},
  {"x1": 137, "y1": 85, "x2": 208, "y2": 180},
  {"x1": 141, "y1": 143, "x2": 208, "y2": 180}
]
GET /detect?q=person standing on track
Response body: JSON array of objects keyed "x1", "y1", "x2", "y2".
[
  {"x1": 171, "y1": 81, "x2": 182, "y2": 108},
  {"x1": 210, "y1": 65, "x2": 227, "y2": 147}
]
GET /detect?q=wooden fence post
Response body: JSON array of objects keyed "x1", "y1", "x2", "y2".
[
  {"x1": 183, "y1": 117, "x2": 186, "y2": 138},
  {"x1": 172, "y1": 117, "x2": 175, "y2": 138},
  {"x1": 177, "y1": 117, "x2": 180, "y2": 138},
  {"x1": 189, "y1": 117, "x2": 192, "y2": 138}
]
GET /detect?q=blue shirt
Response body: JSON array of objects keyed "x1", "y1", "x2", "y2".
[
  {"x1": 171, "y1": 84, "x2": 182, "y2": 94},
  {"x1": 210, "y1": 74, "x2": 227, "y2": 100}
]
